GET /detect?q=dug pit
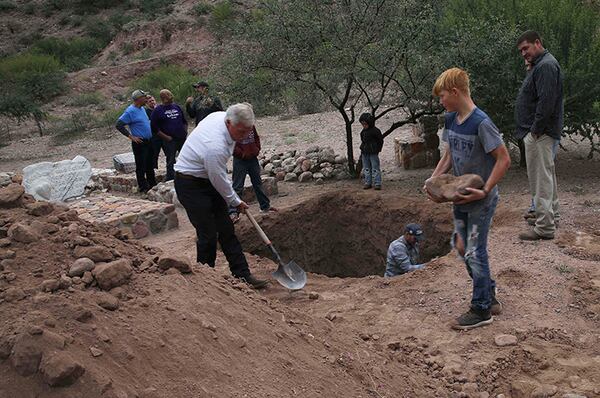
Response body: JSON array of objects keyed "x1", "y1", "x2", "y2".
[{"x1": 237, "y1": 190, "x2": 453, "y2": 278}]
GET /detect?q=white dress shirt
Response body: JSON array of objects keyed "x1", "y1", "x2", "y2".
[{"x1": 174, "y1": 112, "x2": 241, "y2": 207}]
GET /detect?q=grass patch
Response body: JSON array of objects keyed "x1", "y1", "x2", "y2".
[
  {"x1": 66, "y1": 92, "x2": 105, "y2": 107},
  {"x1": 31, "y1": 36, "x2": 104, "y2": 71},
  {"x1": 556, "y1": 264, "x2": 574, "y2": 274},
  {"x1": 49, "y1": 109, "x2": 98, "y2": 145},
  {"x1": 193, "y1": 1, "x2": 213, "y2": 16},
  {"x1": 98, "y1": 106, "x2": 127, "y2": 128}
]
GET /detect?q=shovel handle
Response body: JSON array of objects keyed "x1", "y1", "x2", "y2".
[{"x1": 245, "y1": 211, "x2": 272, "y2": 246}]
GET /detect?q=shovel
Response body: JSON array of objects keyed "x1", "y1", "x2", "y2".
[{"x1": 245, "y1": 211, "x2": 307, "y2": 290}]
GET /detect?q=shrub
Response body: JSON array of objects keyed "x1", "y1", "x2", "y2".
[
  {"x1": 139, "y1": 0, "x2": 172, "y2": 19},
  {"x1": 84, "y1": 16, "x2": 116, "y2": 46},
  {"x1": 130, "y1": 64, "x2": 197, "y2": 106},
  {"x1": 31, "y1": 37, "x2": 104, "y2": 71},
  {"x1": 49, "y1": 109, "x2": 98, "y2": 146},
  {"x1": 0, "y1": 0, "x2": 16, "y2": 12},
  {"x1": 193, "y1": 1, "x2": 213, "y2": 16},
  {"x1": 210, "y1": 0, "x2": 235, "y2": 34},
  {"x1": 98, "y1": 106, "x2": 128, "y2": 128}
]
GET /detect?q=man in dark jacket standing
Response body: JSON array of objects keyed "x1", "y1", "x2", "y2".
[
  {"x1": 185, "y1": 81, "x2": 223, "y2": 125},
  {"x1": 229, "y1": 126, "x2": 276, "y2": 223},
  {"x1": 359, "y1": 112, "x2": 384, "y2": 190},
  {"x1": 515, "y1": 31, "x2": 563, "y2": 241}
]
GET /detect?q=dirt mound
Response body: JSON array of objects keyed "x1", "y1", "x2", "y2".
[
  {"x1": 0, "y1": 186, "x2": 449, "y2": 397},
  {"x1": 237, "y1": 190, "x2": 454, "y2": 277}
]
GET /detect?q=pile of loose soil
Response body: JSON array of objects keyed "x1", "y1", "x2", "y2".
[
  {"x1": 237, "y1": 189, "x2": 454, "y2": 277},
  {"x1": 0, "y1": 184, "x2": 458, "y2": 397}
]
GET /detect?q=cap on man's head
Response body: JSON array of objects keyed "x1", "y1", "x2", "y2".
[
  {"x1": 405, "y1": 223, "x2": 424, "y2": 240},
  {"x1": 192, "y1": 81, "x2": 209, "y2": 88},
  {"x1": 131, "y1": 89, "x2": 148, "y2": 101}
]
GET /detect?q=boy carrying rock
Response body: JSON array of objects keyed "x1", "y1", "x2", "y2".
[{"x1": 424, "y1": 68, "x2": 511, "y2": 330}]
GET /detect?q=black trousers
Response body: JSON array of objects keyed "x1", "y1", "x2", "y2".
[
  {"x1": 164, "y1": 137, "x2": 186, "y2": 181},
  {"x1": 174, "y1": 174, "x2": 250, "y2": 278},
  {"x1": 151, "y1": 136, "x2": 166, "y2": 169},
  {"x1": 131, "y1": 140, "x2": 157, "y2": 192}
]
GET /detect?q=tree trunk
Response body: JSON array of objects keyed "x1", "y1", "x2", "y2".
[
  {"x1": 343, "y1": 115, "x2": 355, "y2": 175},
  {"x1": 34, "y1": 114, "x2": 44, "y2": 136}
]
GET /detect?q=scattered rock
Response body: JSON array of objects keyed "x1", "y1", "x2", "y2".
[
  {"x1": 284, "y1": 173, "x2": 298, "y2": 182},
  {"x1": 74, "y1": 308, "x2": 93, "y2": 322},
  {"x1": 69, "y1": 257, "x2": 96, "y2": 277},
  {"x1": 201, "y1": 320, "x2": 217, "y2": 332},
  {"x1": 39, "y1": 351, "x2": 85, "y2": 387},
  {"x1": 92, "y1": 258, "x2": 133, "y2": 290},
  {"x1": 95, "y1": 292, "x2": 120, "y2": 311},
  {"x1": 82, "y1": 271, "x2": 94, "y2": 285},
  {"x1": 59, "y1": 275, "x2": 73, "y2": 289},
  {"x1": 0, "y1": 183, "x2": 25, "y2": 208},
  {"x1": 89, "y1": 346, "x2": 103, "y2": 357},
  {"x1": 0, "y1": 249, "x2": 15, "y2": 259},
  {"x1": 308, "y1": 292, "x2": 319, "y2": 300},
  {"x1": 26, "y1": 201, "x2": 54, "y2": 216},
  {"x1": 7, "y1": 223, "x2": 40, "y2": 243},
  {"x1": 531, "y1": 385, "x2": 558, "y2": 398},
  {"x1": 41, "y1": 279, "x2": 61, "y2": 292},
  {"x1": 494, "y1": 334, "x2": 518, "y2": 347},
  {"x1": 3, "y1": 287, "x2": 26, "y2": 302},
  {"x1": 157, "y1": 256, "x2": 192, "y2": 274},
  {"x1": 298, "y1": 171, "x2": 313, "y2": 183},
  {"x1": 74, "y1": 245, "x2": 114, "y2": 262}
]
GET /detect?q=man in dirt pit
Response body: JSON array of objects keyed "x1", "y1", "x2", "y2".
[
  {"x1": 384, "y1": 223, "x2": 426, "y2": 277},
  {"x1": 173, "y1": 103, "x2": 268, "y2": 289},
  {"x1": 425, "y1": 67, "x2": 511, "y2": 330}
]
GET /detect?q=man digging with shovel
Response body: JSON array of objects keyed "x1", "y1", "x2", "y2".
[{"x1": 173, "y1": 103, "x2": 268, "y2": 289}]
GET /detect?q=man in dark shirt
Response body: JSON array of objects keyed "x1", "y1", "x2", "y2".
[
  {"x1": 514, "y1": 31, "x2": 563, "y2": 241},
  {"x1": 185, "y1": 81, "x2": 223, "y2": 125},
  {"x1": 145, "y1": 95, "x2": 166, "y2": 170}
]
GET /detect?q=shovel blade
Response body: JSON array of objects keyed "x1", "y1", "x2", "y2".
[{"x1": 272, "y1": 260, "x2": 307, "y2": 290}]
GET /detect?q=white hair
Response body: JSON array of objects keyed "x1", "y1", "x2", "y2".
[{"x1": 225, "y1": 103, "x2": 255, "y2": 127}]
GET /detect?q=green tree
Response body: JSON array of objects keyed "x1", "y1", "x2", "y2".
[
  {"x1": 442, "y1": 0, "x2": 600, "y2": 160},
  {"x1": 223, "y1": 0, "x2": 445, "y2": 174},
  {"x1": 0, "y1": 53, "x2": 66, "y2": 135}
]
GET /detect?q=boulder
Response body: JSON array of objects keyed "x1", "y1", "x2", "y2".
[
  {"x1": 425, "y1": 174, "x2": 485, "y2": 202},
  {"x1": 275, "y1": 171, "x2": 286, "y2": 181},
  {"x1": 41, "y1": 279, "x2": 61, "y2": 292},
  {"x1": 8, "y1": 223, "x2": 40, "y2": 243},
  {"x1": 299, "y1": 171, "x2": 313, "y2": 183},
  {"x1": 0, "y1": 183, "x2": 25, "y2": 208},
  {"x1": 112, "y1": 152, "x2": 136, "y2": 173},
  {"x1": 305, "y1": 145, "x2": 320, "y2": 154},
  {"x1": 39, "y1": 351, "x2": 85, "y2": 387},
  {"x1": 494, "y1": 334, "x2": 518, "y2": 347},
  {"x1": 0, "y1": 172, "x2": 15, "y2": 188},
  {"x1": 157, "y1": 256, "x2": 192, "y2": 274},
  {"x1": 95, "y1": 292, "x2": 120, "y2": 311},
  {"x1": 3, "y1": 287, "x2": 26, "y2": 302},
  {"x1": 284, "y1": 173, "x2": 298, "y2": 182},
  {"x1": 22, "y1": 156, "x2": 92, "y2": 202},
  {"x1": 301, "y1": 159, "x2": 313, "y2": 172},
  {"x1": 26, "y1": 201, "x2": 54, "y2": 216},
  {"x1": 73, "y1": 246, "x2": 114, "y2": 262},
  {"x1": 92, "y1": 259, "x2": 133, "y2": 290}
]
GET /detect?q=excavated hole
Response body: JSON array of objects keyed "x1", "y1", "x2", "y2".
[{"x1": 238, "y1": 191, "x2": 453, "y2": 278}]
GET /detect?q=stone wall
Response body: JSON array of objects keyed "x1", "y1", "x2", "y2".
[
  {"x1": 69, "y1": 195, "x2": 178, "y2": 239},
  {"x1": 87, "y1": 169, "x2": 166, "y2": 194},
  {"x1": 260, "y1": 146, "x2": 351, "y2": 184},
  {"x1": 395, "y1": 116, "x2": 442, "y2": 170}
]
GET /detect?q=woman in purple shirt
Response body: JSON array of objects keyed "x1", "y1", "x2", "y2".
[{"x1": 150, "y1": 89, "x2": 189, "y2": 181}]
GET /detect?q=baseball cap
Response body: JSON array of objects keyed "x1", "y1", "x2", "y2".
[
  {"x1": 405, "y1": 223, "x2": 424, "y2": 240},
  {"x1": 192, "y1": 80, "x2": 209, "y2": 88},
  {"x1": 131, "y1": 89, "x2": 148, "y2": 101}
]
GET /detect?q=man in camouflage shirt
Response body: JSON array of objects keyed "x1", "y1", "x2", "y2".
[{"x1": 185, "y1": 81, "x2": 223, "y2": 125}]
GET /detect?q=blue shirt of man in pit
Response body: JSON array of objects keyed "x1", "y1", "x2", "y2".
[{"x1": 384, "y1": 223, "x2": 425, "y2": 277}]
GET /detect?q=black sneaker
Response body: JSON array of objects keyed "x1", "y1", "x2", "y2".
[
  {"x1": 240, "y1": 275, "x2": 268, "y2": 289},
  {"x1": 363, "y1": 184, "x2": 372, "y2": 190},
  {"x1": 451, "y1": 308, "x2": 493, "y2": 330}
]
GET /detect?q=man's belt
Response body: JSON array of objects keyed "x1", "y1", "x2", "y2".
[{"x1": 175, "y1": 172, "x2": 209, "y2": 182}]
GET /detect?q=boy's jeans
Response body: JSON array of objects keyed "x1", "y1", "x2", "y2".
[
  {"x1": 452, "y1": 195, "x2": 498, "y2": 311},
  {"x1": 230, "y1": 157, "x2": 271, "y2": 213},
  {"x1": 361, "y1": 153, "x2": 381, "y2": 187}
]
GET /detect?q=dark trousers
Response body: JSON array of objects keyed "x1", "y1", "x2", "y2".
[
  {"x1": 151, "y1": 136, "x2": 166, "y2": 169},
  {"x1": 132, "y1": 140, "x2": 157, "y2": 192},
  {"x1": 164, "y1": 137, "x2": 186, "y2": 181},
  {"x1": 231, "y1": 157, "x2": 271, "y2": 212},
  {"x1": 174, "y1": 174, "x2": 250, "y2": 278}
]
